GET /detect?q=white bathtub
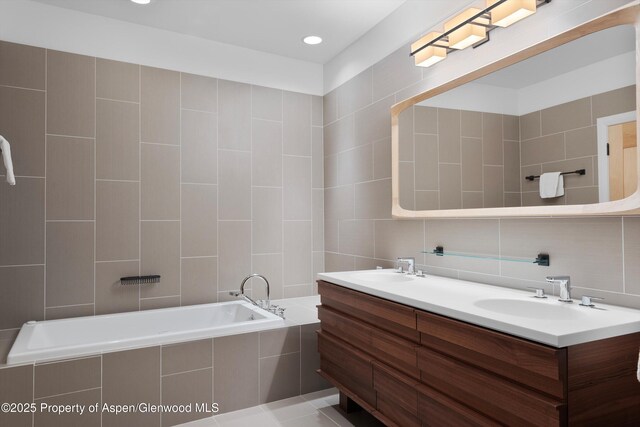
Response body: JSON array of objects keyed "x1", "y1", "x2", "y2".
[{"x1": 7, "y1": 300, "x2": 285, "y2": 365}]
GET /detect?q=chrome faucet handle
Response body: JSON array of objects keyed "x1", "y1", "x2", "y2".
[
  {"x1": 527, "y1": 287, "x2": 547, "y2": 298},
  {"x1": 545, "y1": 275, "x2": 572, "y2": 303},
  {"x1": 229, "y1": 291, "x2": 240, "y2": 297},
  {"x1": 579, "y1": 295, "x2": 604, "y2": 307},
  {"x1": 396, "y1": 257, "x2": 416, "y2": 275}
]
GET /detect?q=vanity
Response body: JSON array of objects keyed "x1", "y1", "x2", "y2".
[{"x1": 316, "y1": 270, "x2": 640, "y2": 426}]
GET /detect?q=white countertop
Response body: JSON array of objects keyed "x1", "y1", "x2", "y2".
[{"x1": 317, "y1": 270, "x2": 640, "y2": 347}]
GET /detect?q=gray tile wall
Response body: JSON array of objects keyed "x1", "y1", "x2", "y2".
[
  {"x1": 399, "y1": 105, "x2": 521, "y2": 209},
  {"x1": 399, "y1": 86, "x2": 636, "y2": 209},
  {"x1": 0, "y1": 323, "x2": 327, "y2": 427},
  {"x1": 324, "y1": 47, "x2": 640, "y2": 310},
  {"x1": 520, "y1": 85, "x2": 636, "y2": 206},
  {"x1": 0, "y1": 41, "x2": 324, "y2": 357}
]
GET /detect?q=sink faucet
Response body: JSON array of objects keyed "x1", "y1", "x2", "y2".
[
  {"x1": 230, "y1": 274, "x2": 270, "y2": 308},
  {"x1": 546, "y1": 276, "x2": 572, "y2": 303},
  {"x1": 396, "y1": 257, "x2": 415, "y2": 275}
]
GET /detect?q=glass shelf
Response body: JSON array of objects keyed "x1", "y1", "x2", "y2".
[{"x1": 422, "y1": 247, "x2": 549, "y2": 266}]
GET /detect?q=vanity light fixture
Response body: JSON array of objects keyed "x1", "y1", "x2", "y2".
[
  {"x1": 130, "y1": 0, "x2": 151, "y2": 4},
  {"x1": 303, "y1": 35, "x2": 323, "y2": 45},
  {"x1": 489, "y1": 0, "x2": 537, "y2": 27},
  {"x1": 445, "y1": 8, "x2": 488, "y2": 50},
  {"x1": 410, "y1": 0, "x2": 551, "y2": 67},
  {"x1": 411, "y1": 32, "x2": 447, "y2": 67}
]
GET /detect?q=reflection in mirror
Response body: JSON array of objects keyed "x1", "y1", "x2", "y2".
[{"x1": 398, "y1": 25, "x2": 636, "y2": 210}]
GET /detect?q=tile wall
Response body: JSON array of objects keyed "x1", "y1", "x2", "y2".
[
  {"x1": 398, "y1": 105, "x2": 521, "y2": 209},
  {"x1": 398, "y1": 85, "x2": 636, "y2": 209},
  {"x1": 323, "y1": 45, "x2": 640, "y2": 309},
  {"x1": 0, "y1": 41, "x2": 324, "y2": 361},
  {"x1": 520, "y1": 85, "x2": 636, "y2": 206},
  {"x1": 0, "y1": 322, "x2": 327, "y2": 427}
]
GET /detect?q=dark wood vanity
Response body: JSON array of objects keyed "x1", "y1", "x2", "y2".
[{"x1": 317, "y1": 280, "x2": 640, "y2": 426}]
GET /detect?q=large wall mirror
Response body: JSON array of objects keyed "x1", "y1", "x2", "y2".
[{"x1": 392, "y1": 5, "x2": 639, "y2": 218}]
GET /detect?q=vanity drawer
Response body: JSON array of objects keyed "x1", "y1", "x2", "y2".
[
  {"x1": 318, "y1": 281, "x2": 419, "y2": 342},
  {"x1": 417, "y1": 346, "x2": 565, "y2": 426},
  {"x1": 417, "y1": 311, "x2": 566, "y2": 399},
  {"x1": 317, "y1": 331, "x2": 376, "y2": 407},
  {"x1": 373, "y1": 361, "x2": 420, "y2": 427},
  {"x1": 319, "y1": 305, "x2": 419, "y2": 378},
  {"x1": 417, "y1": 383, "x2": 500, "y2": 427},
  {"x1": 373, "y1": 361, "x2": 419, "y2": 415}
]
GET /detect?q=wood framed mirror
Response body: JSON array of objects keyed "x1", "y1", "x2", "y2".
[{"x1": 391, "y1": 4, "x2": 639, "y2": 218}]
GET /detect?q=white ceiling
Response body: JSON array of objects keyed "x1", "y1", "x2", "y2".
[{"x1": 31, "y1": 0, "x2": 408, "y2": 64}]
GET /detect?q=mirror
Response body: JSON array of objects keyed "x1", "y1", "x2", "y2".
[{"x1": 392, "y1": 6, "x2": 639, "y2": 218}]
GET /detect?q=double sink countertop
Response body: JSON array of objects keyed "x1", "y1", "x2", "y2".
[{"x1": 317, "y1": 269, "x2": 640, "y2": 347}]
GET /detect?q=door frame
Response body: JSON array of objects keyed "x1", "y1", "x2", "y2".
[{"x1": 597, "y1": 110, "x2": 636, "y2": 203}]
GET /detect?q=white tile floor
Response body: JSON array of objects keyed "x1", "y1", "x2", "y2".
[{"x1": 179, "y1": 388, "x2": 385, "y2": 427}]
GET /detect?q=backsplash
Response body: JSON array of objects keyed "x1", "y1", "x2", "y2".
[
  {"x1": 0, "y1": 41, "x2": 324, "y2": 357},
  {"x1": 323, "y1": 17, "x2": 640, "y2": 309}
]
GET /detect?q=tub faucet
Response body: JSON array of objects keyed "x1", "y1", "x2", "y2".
[
  {"x1": 546, "y1": 276, "x2": 572, "y2": 303},
  {"x1": 230, "y1": 274, "x2": 271, "y2": 308}
]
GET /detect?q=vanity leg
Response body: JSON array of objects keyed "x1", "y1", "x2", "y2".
[{"x1": 339, "y1": 392, "x2": 362, "y2": 413}]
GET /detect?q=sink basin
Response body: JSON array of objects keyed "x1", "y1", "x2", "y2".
[
  {"x1": 474, "y1": 298, "x2": 589, "y2": 320},
  {"x1": 351, "y1": 272, "x2": 414, "y2": 283}
]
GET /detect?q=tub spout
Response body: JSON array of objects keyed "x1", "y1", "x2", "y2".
[
  {"x1": 236, "y1": 274, "x2": 271, "y2": 308},
  {"x1": 228, "y1": 290, "x2": 260, "y2": 307}
]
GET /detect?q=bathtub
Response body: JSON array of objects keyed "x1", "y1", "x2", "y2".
[{"x1": 7, "y1": 300, "x2": 285, "y2": 365}]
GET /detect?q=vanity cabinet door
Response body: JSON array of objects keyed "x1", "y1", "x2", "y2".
[
  {"x1": 317, "y1": 331, "x2": 376, "y2": 408},
  {"x1": 373, "y1": 361, "x2": 420, "y2": 427},
  {"x1": 417, "y1": 346, "x2": 566, "y2": 426},
  {"x1": 417, "y1": 311, "x2": 566, "y2": 399},
  {"x1": 319, "y1": 305, "x2": 420, "y2": 378},
  {"x1": 318, "y1": 281, "x2": 419, "y2": 342}
]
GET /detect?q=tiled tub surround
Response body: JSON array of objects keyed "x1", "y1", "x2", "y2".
[
  {"x1": 398, "y1": 85, "x2": 636, "y2": 210},
  {"x1": 0, "y1": 296, "x2": 329, "y2": 427},
  {"x1": 0, "y1": 41, "x2": 325, "y2": 358},
  {"x1": 323, "y1": 27, "x2": 640, "y2": 307}
]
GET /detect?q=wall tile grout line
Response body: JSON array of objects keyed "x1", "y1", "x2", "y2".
[
  {"x1": 0, "y1": 83, "x2": 46, "y2": 92},
  {"x1": 95, "y1": 96, "x2": 139, "y2": 105},
  {"x1": 160, "y1": 366, "x2": 212, "y2": 378},
  {"x1": 138, "y1": 63, "x2": 142, "y2": 312},
  {"x1": 34, "y1": 386, "x2": 102, "y2": 401},
  {"x1": 43, "y1": 48, "x2": 48, "y2": 327},
  {"x1": 179, "y1": 72, "x2": 183, "y2": 308}
]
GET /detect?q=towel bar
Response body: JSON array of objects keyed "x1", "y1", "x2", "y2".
[{"x1": 525, "y1": 169, "x2": 586, "y2": 181}]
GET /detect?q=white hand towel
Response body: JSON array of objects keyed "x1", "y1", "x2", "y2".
[
  {"x1": 539, "y1": 172, "x2": 563, "y2": 198},
  {"x1": 0, "y1": 135, "x2": 16, "y2": 185}
]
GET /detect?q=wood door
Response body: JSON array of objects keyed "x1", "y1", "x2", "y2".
[{"x1": 609, "y1": 120, "x2": 637, "y2": 200}]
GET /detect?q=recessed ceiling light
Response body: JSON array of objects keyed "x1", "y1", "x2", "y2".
[
  {"x1": 303, "y1": 35, "x2": 323, "y2": 45},
  {"x1": 131, "y1": 0, "x2": 151, "y2": 4}
]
